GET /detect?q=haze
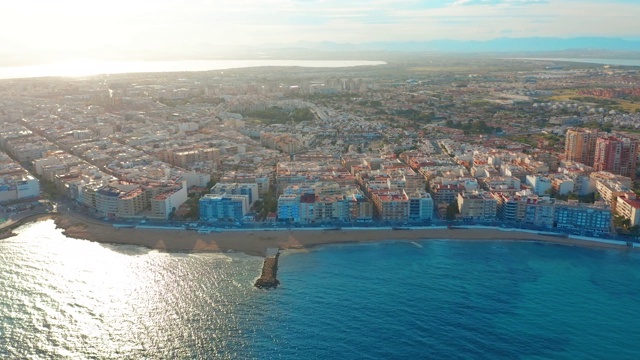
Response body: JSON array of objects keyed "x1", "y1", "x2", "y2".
[{"x1": 1, "y1": 0, "x2": 640, "y2": 64}]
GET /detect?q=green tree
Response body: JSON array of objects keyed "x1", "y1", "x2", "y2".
[{"x1": 445, "y1": 201, "x2": 459, "y2": 221}]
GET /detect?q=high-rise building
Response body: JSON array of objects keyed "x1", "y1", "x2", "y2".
[
  {"x1": 593, "y1": 136, "x2": 639, "y2": 179},
  {"x1": 564, "y1": 128, "x2": 599, "y2": 166}
]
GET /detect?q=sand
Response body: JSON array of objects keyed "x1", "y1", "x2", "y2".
[{"x1": 24, "y1": 213, "x2": 628, "y2": 257}]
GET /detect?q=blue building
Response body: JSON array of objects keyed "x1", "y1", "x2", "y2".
[
  {"x1": 554, "y1": 201, "x2": 611, "y2": 234},
  {"x1": 199, "y1": 194, "x2": 249, "y2": 222}
]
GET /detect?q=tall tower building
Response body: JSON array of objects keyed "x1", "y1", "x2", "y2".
[
  {"x1": 593, "y1": 136, "x2": 639, "y2": 179},
  {"x1": 564, "y1": 128, "x2": 599, "y2": 166}
]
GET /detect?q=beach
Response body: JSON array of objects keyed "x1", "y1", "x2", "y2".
[{"x1": 14, "y1": 213, "x2": 624, "y2": 256}]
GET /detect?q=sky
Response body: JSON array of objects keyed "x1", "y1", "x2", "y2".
[{"x1": 1, "y1": 0, "x2": 639, "y2": 61}]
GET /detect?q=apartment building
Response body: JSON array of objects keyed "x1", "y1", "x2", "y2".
[
  {"x1": 0, "y1": 174, "x2": 40, "y2": 203},
  {"x1": 277, "y1": 194, "x2": 301, "y2": 223},
  {"x1": 564, "y1": 128, "x2": 599, "y2": 166},
  {"x1": 554, "y1": 201, "x2": 611, "y2": 234},
  {"x1": 593, "y1": 136, "x2": 639, "y2": 179},
  {"x1": 211, "y1": 182, "x2": 259, "y2": 207},
  {"x1": 150, "y1": 186, "x2": 188, "y2": 220},
  {"x1": 220, "y1": 172, "x2": 271, "y2": 196},
  {"x1": 199, "y1": 194, "x2": 249, "y2": 222},
  {"x1": 592, "y1": 172, "x2": 634, "y2": 212},
  {"x1": 347, "y1": 193, "x2": 374, "y2": 222},
  {"x1": 370, "y1": 189, "x2": 409, "y2": 222},
  {"x1": 407, "y1": 189, "x2": 434, "y2": 222},
  {"x1": 616, "y1": 194, "x2": 640, "y2": 227},
  {"x1": 525, "y1": 175, "x2": 552, "y2": 196},
  {"x1": 457, "y1": 192, "x2": 497, "y2": 221}
]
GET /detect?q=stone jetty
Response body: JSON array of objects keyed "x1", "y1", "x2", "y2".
[{"x1": 255, "y1": 248, "x2": 280, "y2": 289}]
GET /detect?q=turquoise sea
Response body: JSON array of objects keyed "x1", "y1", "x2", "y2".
[{"x1": 2, "y1": 220, "x2": 640, "y2": 359}]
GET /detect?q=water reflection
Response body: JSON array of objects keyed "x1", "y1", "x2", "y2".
[{"x1": 0, "y1": 220, "x2": 263, "y2": 358}]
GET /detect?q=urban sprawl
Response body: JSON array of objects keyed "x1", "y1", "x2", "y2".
[{"x1": 2, "y1": 58, "x2": 640, "y2": 239}]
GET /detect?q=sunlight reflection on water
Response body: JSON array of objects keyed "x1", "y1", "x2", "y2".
[{"x1": 1, "y1": 220, "x2": 263, "y2": 359}]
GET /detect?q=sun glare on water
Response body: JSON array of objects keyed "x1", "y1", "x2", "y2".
[
  {"x1": 0, "y1": 59, "x2": 159, "y2": 80},
  {"x1": 42, "y1": 59, "x2": 100, "y2": 77},
  {"x1": 36, "y1": 59, "x2": 130, "y2": 78}
]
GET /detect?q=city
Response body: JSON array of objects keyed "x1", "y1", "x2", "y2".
[{"x1": 1, "y1": 58, "x2": 640, "y2": 243}]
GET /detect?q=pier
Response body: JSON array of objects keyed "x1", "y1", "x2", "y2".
[{"x1": 255, "y1": 248, "x2": 280, "y2": 289}]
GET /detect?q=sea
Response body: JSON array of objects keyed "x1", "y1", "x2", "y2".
[
  {"x1": 2, "y1": 220, "x2": 640, "y2": 359},
  {"x1": 517, "y1": 58, "x2": 640, "y2": 67},
  {"x1": 0, "y1": 59, "x2": 386, "y2": 80}
]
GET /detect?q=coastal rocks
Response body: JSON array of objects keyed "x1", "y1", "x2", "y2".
[
  {"x1": 0, "y1": 231, "x2": 15, "y2": 240},
  {"x1": 255, "y1": 248, "x2": 280, "y2": 289}
]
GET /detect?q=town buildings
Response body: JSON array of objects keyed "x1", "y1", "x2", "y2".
[
  {"x1": 2, "y1": 59, "x2": 640, "y2": 235},
  {"x1": 0, "y1": 153, "x2": 40, "y2": 203}
]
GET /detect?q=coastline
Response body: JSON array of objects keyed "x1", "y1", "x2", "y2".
[
  {"x1": 0, "y1": 59, "x2": 387, "y2": 81},
  {"x1": 46, "y1": 213, "x2": 633, "y2": 256},
  {"x1": 2, "y1": 212, "x2": 633, "y2": 256}
]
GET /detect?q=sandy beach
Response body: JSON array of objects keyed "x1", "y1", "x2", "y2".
[{"x1": 9, "y1": 213, "x2": 622, "y2": 256}]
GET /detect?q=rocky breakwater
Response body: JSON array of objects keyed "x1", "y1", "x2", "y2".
[{"x1": 255, "y1": 248, "x2": 280, "y2": 289}]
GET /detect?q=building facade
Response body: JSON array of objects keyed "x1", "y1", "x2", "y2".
[
  {"x1": 564, "y1": 128, "x2": 599, "y2": 166},
  {"x1": 408, "y1": 189, "x2": 434, "y2": 222},
  {"x1": 200, "y1": 194, "x2": 249, "y2": 222},
  {"x1": 554, "y1": 201, "x2": 611, "y2": 233},
  {"x1": 457, "y1": 191, "x2": 497, "y2": 221},
  {"x1": 593, "y1": 136, "x2": 639, "y2": 179}
]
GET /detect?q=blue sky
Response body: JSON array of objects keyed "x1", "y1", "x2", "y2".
[{"x1": 1, "y1": 0, "x2": 639, "y2": 58}]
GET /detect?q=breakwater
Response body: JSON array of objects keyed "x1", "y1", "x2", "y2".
[{"x1": 255, "y1": 248, "x2": 280, "y2": 289}]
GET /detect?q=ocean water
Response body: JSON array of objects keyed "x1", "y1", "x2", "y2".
[
  {"x1": 0, "y1": 59, "x2": 386, "y2": 80},
  {"x1": 516, "y1": 58, "x2": 640, "y2": 67},
  {"x1": 2, "y1": 220, "x2": 640, "y2": 359}
]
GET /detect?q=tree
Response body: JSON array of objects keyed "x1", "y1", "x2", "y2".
[
  {"x1": 601, "y1": 122, "x2": 614, "y2": 133},
  {"x1": 186, "y1": 202, "x2": 200, "y2": 220},
  {"x1": 445, "y1": 201, "x2": 459, "y2": 221},
  {"x1": 614, "y1": 215, "x2": 631, "y2": 229}
]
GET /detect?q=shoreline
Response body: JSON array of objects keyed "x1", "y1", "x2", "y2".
[{"x1": 2, "y1": 212, "x2": 634, "y2": 256}]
